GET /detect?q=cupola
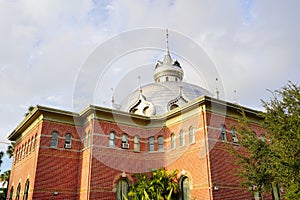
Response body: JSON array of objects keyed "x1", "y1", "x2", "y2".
[{"x1": 153, "y1": 29, "x2": 184, "y2": 83}]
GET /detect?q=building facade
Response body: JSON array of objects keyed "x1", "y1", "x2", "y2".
[{"x1": 7, "y1": 34, "x2": 267, "y2": 200}]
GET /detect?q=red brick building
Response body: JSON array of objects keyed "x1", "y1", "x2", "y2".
[{"x1": 7, "y1": 35, "x2": 265, "y2": 200}]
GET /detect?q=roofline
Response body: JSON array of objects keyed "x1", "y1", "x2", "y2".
[
  {"x1": 8, "y1": 97, "x2": 263, "y2": 141},
  {"x1": 8, "y1": 105, "x2": 79, "y2": 140},
  {"x1": 159, "y1": 95, "x2": 263, "y2": 121}
]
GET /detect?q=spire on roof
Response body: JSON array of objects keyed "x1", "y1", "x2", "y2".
[
  {"x1": 111, "y1": 88, "x2": 115, "y2": 106},
  {"x1": 166, "y1": 28, "x2": 169, "y2": 55},
  {"x1": 163, "y1": 28, "x2": 172, "y2": 64},
  {"x1": 138, "y1": 75, "x2": 142, "y2": 93}
]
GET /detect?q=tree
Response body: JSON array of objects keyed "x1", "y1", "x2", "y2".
[
  {"x1": 0, "y1": 170, "x2": 10, "y2": 198},
  {"x1": 24, "y1": 106, "x2": 34, "y2": 117},
  {"x1": 232, "y1": 82, "x2": 300, "y2": 200},
  {"x1": 6, "y1": 142, "x2": 14, "y2": 159},
  {"x1": 230, "y1": 112, "x2": 274, "y2": 198},
  {"x1": 0, "y1": 151, "x2": 3, "y2": 169},
  {"x1": 128, "y1": 168, "x2": 179, "y2": 200},
  {"x1": 261, "y1": 82, "x2": 300, "y2": 199}
]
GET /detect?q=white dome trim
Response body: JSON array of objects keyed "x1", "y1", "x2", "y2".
[{"x1": 128, "y1": 90, "x2": 156, "y2": 116}]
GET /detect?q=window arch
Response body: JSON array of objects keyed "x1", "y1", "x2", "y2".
[
  {"x1": 32, "y1": 134, "x2": 37, "y2": 150},
  {"x1": 221, "y1": 124, "x2": 226, "y2": 141},
  {"x1": 24, "y1": 142, "x2": 28, "y2": 156},
  {"x1": 109, "y1": 131, "x2": 116, "y2": 148},
  {"x1": 122, "y1": 133, "x2": 128, "y2": 144},
  {"x1": 23, "y1": 179, "x2": 30, "y2": 200},
  {"x1": 171, "y1": 134, "x2": 176, "y2": 149},
  {"x1": 232, "y1": 127, "x2": 238, "y2": 143},
  {"x1": 180, "y1": 176, "x2": 191, "y2": 200},
  {"x1": 189, "y1": 126, "x2": 195, "y2": 144},
  {"x1": 50, "y1": 131, "x2": 59, "y2": 148},
  {"x1": 158, "y1": 136, "x2": 164, "y2": 151},
  {"x1": 15, "y1": 183, "x2": 21, "y2": 200},
  {"x1": 28, "y1": 139, "x2": 32, "y2": 153},
  {"x1": 116, "y1": 178, "x2": 129, "y2": 200},
  {"x1": 180, "y1": 130, "x2": 185, "y2": 146},
  {"x1": 148, "y1": 137, "x2": 154, "y2": 151},
  {"x1": 65, "y1": 133, "x2": 72, "y2": 149},
  {"x1": 134, "y1": 135, "x2": 140, "y2": 152},
  {"x1": 21, "y1": 145, "x2": 25, "y2": 158},
  {"x1": 9, "y1": 186, "x2": 13, "y2": 200},
  {"x1": 170, "y1": 104, "x2": 179, "y2": 110}
]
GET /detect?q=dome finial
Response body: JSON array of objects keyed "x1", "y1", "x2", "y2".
[
  {"x1": 166, "y1": 28, "x2": 170, "y2": 55},
  {"x1": 138, "y1": 75, "x2": 142, "y2": 93},
  {"x1": 215, "y1": 78, "x2": 220, "y2": 99},
  {"x1": 162, "y1": 28, "x2": 172, "y2": 64},
  {"x1": 111, "y1": 88, "x2": 115, "y2": 105}
]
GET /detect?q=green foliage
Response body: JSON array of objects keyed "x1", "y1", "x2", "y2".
[
  {"x1": 261, "y1": 82, "x2": 300, "y2": 199},
  {"x1": 229, "y1": 111, "x2": 274, "y2": 194},
  {"x1": 0, "y1": 170, "x2": 10, "y2": 186},
  {"x1": 24, "y1": 105, "x2": 34, "y2": 117},
  {"x1": 231, "y1": 82, "x2": 300, "y2": 199},
  {"x1": 0, "y1": 151, "x2": 3, "y2": 169},
  {"x1": 6, "y1": 142, "x2": 15, "y2": 159},
  {"x1": 0, "y1": 170, "x2": 11, "y2": 198},
  {"x1": 128, "y1": 168, "x2": 179, "y2": 200}
]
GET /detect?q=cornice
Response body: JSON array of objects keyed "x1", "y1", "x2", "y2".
[{"x1": 8, "y1": 97, "x2": 263, "y2": 141}]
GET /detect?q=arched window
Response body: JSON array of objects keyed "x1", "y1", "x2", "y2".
[
  {"x1": 24, "y1": 142, "x2": 28, "y2": 156},
  {"x1": 109, "y1": 131, "x2": 116, "y2": 148},
  {"x1": 170, "y1": 104, "x2": 179, "y2": 110},
  {"x1": 232, "y1": 127, "x2": 238, "y2": 143},
  {"x1": 23, "y1": 179, "x2": 30, "y2": 200},
  {"x1": 171, "y1": 134, "x2": 176, "y2": 149},
  {"x1": 9, "y1": 186, "x2": 13, "y2": 200},
  {"x1": 180, "y1": 176, "x2": 191, "y2": 200},
  {"x1": 148, "y1": 137, "x2": 154, "y2": 151},
  {"x1": 122, "y1": 134, "x2": 128, "y2": 144},
  {"x1": 32, "y1": 134, "x2": 37, "y2": 150},
  {"x1": 50, "y1": 131, "x2": 59, "y2": 148},
  {"x1": 189, "y1": 127, "x2": 195, "y2": 144},
  {"x1": 16, "y1": 149, "x2": 19, "y2": 161},
  {"x1": 116, "y1": 178, "x2": 129, "y2": 200},
  {"x1": 122, "y1": 134, "x2": 129, "y2": 149},
  {"x1": 65, "y1": 133, "x2": 72, "y2": 149},
  {"x1": 134, "y1": 135, "x2": 140, "y2": 152},
  {"x1": 221, "y1": 124, "x2": 226, "y2": 141},
  {"x1": 158, "y1": 136, "x2": 164, "y2": 151},
  {"x1": 16, "y1": 183, "x2": 21, "y2": 200},
  {"x1": 180, "y1": 130, "x2": 185, "y2": 146},
  {"x1": 21, "y1": 145, "x2": 25, "y2": 158},
  {"x1": 28, "y1": 139, "x2": 32, "y2": 153}
]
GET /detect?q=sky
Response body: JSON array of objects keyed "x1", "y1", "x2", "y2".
[{"x1": 0, "y1": 0, "x2": 299, "y2": 171}]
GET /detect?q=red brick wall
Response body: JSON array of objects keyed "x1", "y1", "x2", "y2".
[
  {"x1": 8, "y1": 105, "x2": 266, "y2": 200},
  {"x1": 206, "y1": 111, "x2": 265, "y2": 200},
  {"x1": 31, "y1": 120, "x2": 81, "y2": 199},
  {"x1": 8, "y1": 121, "x2": 42, "y2": 200}
]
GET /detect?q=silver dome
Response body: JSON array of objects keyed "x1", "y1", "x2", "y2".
[
  {"x1": 119, "y1": 81, "x2": 210, "y2": 116},
  {"x1": 117, "y1": 30, "x2": 211, "y2": 116}
]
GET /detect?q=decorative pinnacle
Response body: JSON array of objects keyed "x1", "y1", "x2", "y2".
[
  {"x1": 110, "y1": 88, "x2": 115, "y2": 105},
  {"x1": 215, "y1": 78, "x2": 220, "y2": 99},
  {"x1": 138, "y1": 76, "x2": 142, "y2": 93},
  {"x1": 166, "y1": 28, "x2": 170, "y2": 55}
]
